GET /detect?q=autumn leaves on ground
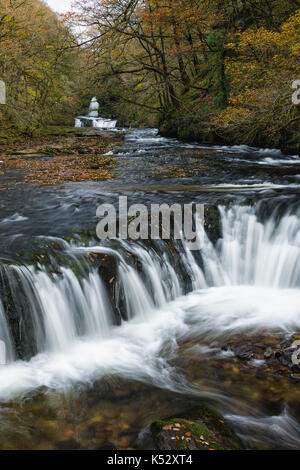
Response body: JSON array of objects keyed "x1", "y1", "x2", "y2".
[
  {"x1": 0, "y1": 0, "x2": 300, "y2": 159},
  {"x1": 0, "y1": 128, "x2": 123, "y2": 184}
]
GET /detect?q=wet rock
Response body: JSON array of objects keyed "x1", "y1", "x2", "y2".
[
  {"x1": 151, "y1": 407, "x2": 243, "y2": 450},
  {"x1": 220, "y1": 333, "x2": 300, "y2": 378},
  {"x1": 204, "y1": 205, "x2": 222, "y2": 244},
  {"x1": 264, "y1": 347, "x2": 273, "y2": 359},
  {"x1": 94, "y1": 254, "x2": 118, "y2": 289},
  {"x1": 236, "y1": 348, "x2": 254, "y2": 361},
  {"x1": 0, "y1": 264, "x2": 42, "y2": 359},
  {"x1": 83, "y1": 251, "x2": 121, "y2": 324}
]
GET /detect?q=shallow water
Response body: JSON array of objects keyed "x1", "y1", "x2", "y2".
[{"x1": 0, "y1": 129, "x2": 299, "y2": 449}]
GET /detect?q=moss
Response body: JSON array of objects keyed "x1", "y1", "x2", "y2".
[
  {"x1": 0, "y1": 131, "x2": 24, "y2": 143},
  {"x1": 159, "y1": 110, "x2": 300, "y2": 155},
  {"x1": 151, "y1": 407, "x2": 243, "y2": 451}
]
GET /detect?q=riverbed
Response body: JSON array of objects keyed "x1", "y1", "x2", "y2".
[{"x1": 0, "y1": 128, "x2": 299, "y2": 450}]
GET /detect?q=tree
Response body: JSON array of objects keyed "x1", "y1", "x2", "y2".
[{"x1": 0, "y1": 0, "x2": 81, "y2": 133}]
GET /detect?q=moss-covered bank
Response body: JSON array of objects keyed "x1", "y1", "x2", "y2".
[{"x1": 160, "y1": 115, "x2": 300, "y2": 156}]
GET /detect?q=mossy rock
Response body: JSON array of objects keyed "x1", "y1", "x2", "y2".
[{"x1": 151, "y1": 407, "x2": 243, "y2": 450}]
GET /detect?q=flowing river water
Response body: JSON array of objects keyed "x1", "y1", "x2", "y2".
[{"x1": 0, "y1": 129, "x2": 300, "y2": 449}]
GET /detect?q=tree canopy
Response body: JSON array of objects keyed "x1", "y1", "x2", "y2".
[{"x1": 0, "y1": 0, "x2": 299, "y2": 149}]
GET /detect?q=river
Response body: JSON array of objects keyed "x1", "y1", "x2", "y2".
[{"x1": 0, "y1": 128, "x2": 299, "y2": 449}]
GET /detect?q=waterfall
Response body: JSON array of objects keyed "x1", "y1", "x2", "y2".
[
  {"x1": 93, "y1": 118, "x2": 117, "y2": 129},
  {"x1": 75, "y1": 97, "x2": 117, "y2": 128},
  {"x1": 0, "y1": 299, "x2": 14, "y2": 363},
  {"x1": 0, "y1": 203, "x2": 299, "y2": 399},
  {"x1": 0, "y1": 264, "x2": 114, "y2": 355},
  {"x1": 118, "y1": 240, "x2": 182, "y2": 307},
  {"x1": 0, "y1": 240, "x2": 185, "y2": 359},
  {"x1": 0, "y1": 204, "x2": 300, "y2": 360},
  {"x1": 0, "y1": 206, "x2": 300, "y2": 359},
  {"x1": 32, "y1": 268, "x2": 112, "y2": 351},
  {"x1": 193, "y1": 205, "x2": 300, "y2": 289},
  {"x1": 177, "y1": 204, "x2": 300, "y2": 336}
]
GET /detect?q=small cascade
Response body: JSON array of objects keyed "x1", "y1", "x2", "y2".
[
  {"x1": 117, "y1": 263, "x2": 155, "y2": 321},
  {"x1": 0, "y1": 263, "x2": 114, "y2": 357},
  {"x1": 32, "y1": 267, "x2": 113, "y2": 351},
  {"x1": 0, "y1": 204, "x2": 300, "y2": 362},
  {"x1": 75, "y1": 97, "x2": 117, "y2": 129},
  {"x1": 119, "y1": 240, "x2": 182, "y2": 306},
  {"x1": 195, "y1": 205, "x2": 300, "y2": 288},
  {"x1": 0, "y1": 299, "x2": 14, "y2": 363},
  {"x1": 0, "y1": 203, "x2": 299, "y2": 402},
  {"x1": 0, "y1": 239, "x2": 186, "y2": 360}
]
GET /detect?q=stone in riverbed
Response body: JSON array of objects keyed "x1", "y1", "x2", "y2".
[{"x1": 151, "y1": 407, "x2": 243, "y2": 450}]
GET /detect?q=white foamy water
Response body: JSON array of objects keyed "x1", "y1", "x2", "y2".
[
  {"x1": 226, "y1": 407, "x2": 300, "y2": 450},
  {"x1": 178, "y1": 286, "x2": 300, "y2": 337},
  {"x1": 0, "y1": 300, "x2": 14, "y2": 363},
  {"x1": 0, "y1": 213, "x2": 29, "y2": 224},
  {"x1": 259, "y1": 156, "x2": 300, "y2": 166},
  {"x1": 0, "y1": 204, "x2": 299, "y2": 404}
]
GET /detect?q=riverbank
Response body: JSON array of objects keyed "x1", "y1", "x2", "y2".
[
  {"x1": 0, "y1": 127, "x2": 124, "y2": 185},
  {"x1": 159, "y1": 118, "x2": 300, "y2": 156}
]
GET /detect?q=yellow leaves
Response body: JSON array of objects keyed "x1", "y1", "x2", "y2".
[
  {"x1": 27, "y1": 88, "x2": 36, "y2": 98},
  {"x1": 279, "y1": 8, "x2": 300, "y2": 44},
  {"x1": 229, "y1": 95, "x2": 246, "y2": 106},
  {"x1": 238, "y1": 27, "x2": 277, "y2": 51},
  {"x1": 214, "y1": 106, "x2": 251, "y2": 128},
  {"x1": 17, "y1": 29, "x2": 30, "y2": 39},
  {"x1": 234, "y1": 9, "x2": 300, "y2": 61},
  {"x1": 290, "y1": 43, "x2": 300, "y2": 56},
  {"x1": 225, "y1": 42, "x2": 236, "y2": 50},
  {"x1": 223, "y1": 8, "x2": 300, "y2": 132}
]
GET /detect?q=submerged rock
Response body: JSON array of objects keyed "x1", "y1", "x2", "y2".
[
  {"x1": 220, "y1": 333, "x2": 300, "y2": 378},
  {"x1": 151, "y1": 407, "x2": 243, "y2": 450}
]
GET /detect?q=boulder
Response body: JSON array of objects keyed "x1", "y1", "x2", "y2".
[{"x1": 151, "y1": 407, "x2": 243, "y2": 450}]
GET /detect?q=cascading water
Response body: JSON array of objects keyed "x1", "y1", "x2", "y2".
[
  {"x1": 1, "y1": 126, "x2": 300, "y2": 448},
  {"x1": 216, "y1": 205, "x2": 300, "y2": 288},
  {"x1": 33, "y1": 267, "x2": 113, "y2": 350},
  {"x1": 180, "y1": 204, "x2": 300, "y2": 335},
  {"x1": 0, "y1": 299, "x2": 14, "y2": 363},
  {"x1": 75, "y1": 97, "x2": 117, "y2": 129},
  {"x1": 0, "y1": 203, "x2": 299, "y2": 372},
  {"x1": 183, "y1": 204, "x2": 300, "y2": 289}
]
